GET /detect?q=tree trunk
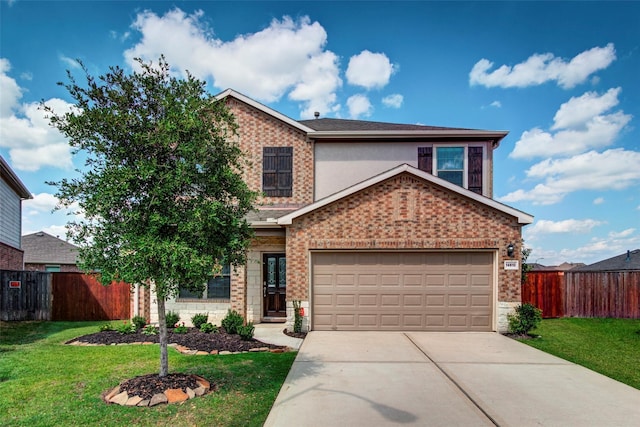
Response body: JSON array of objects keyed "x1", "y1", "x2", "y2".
[{"x1": 156, "y1": 296, "x2": 169, "y2": 377}]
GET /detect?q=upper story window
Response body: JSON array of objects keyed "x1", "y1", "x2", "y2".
[
  {"x1": 178, "y1": 264, "x2": 231, "y2": 300},
  {"x1": 418, "y1": 145, "x2": 483, "y2": 195},
  {"x1": 263, "y1": 147, "x2": 292, "y2": 197}
]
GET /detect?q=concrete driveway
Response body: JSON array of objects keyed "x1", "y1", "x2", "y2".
[{"x1": 265, "y1": 332, "x2": 640, "y2": 426}]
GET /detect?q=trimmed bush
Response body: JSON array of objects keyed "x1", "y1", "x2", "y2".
[
  {"x1": 508, "y1": 303, "x2": 542, "y2": 335},
  {"x1": 131, "y1": 315, "x2": 147, "y2": 331},
  {"x1": 221, "y1": 309, "x2": 244, "y2": 334},
  {"x1": 165, "y1": 311, "x2": 180, "y2": 329},
  {"x1": 191, "y1": 313, "x2": 209, "y2": 329},
  {"x1": 116, "y1": 321, "x2": 136, "y2": 335},
  {"x1": 238, "y1": 322, "x2": 255, "y2": 340},
  {"x1": 200, "y1": 322, "x2": 218, "y2": 334}
]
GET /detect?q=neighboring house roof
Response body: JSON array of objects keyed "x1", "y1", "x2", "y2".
[
  {"x1": 216, "y1": 88, "x2": 508, "y2": 147},
  {"x1": 1, "y1": 155, "x2": 31, "y2": 199},
  {"x1": 530, "y1": 262, "x2": 586, "y2": 271},
  {"x1": 573, "y1": 249, "x2": 640, "y2": 272},
  {"x1": 278, "y1": 164, "x2": 534, "y2": 225},
  {"x1": 22, "y1": 231, "x2": 80, "y2": 265}
]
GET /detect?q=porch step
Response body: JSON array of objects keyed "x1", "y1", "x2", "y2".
[{"x1": 261, "y1": 317, "x2": 286, "y2": 323}]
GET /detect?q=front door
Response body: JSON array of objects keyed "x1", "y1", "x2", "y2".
[{"x1": 263, "y1": 253, "x2": 286, "y2": 317}]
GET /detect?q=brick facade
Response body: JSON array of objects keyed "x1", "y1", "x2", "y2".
[
  {"x1": 285, "y1": 173, "x2": 523, "y2": 303},
  {"x1": 23, "y1": 263, "x2": 81, "y2": 272},
  {"x1": 0, "y1": 241, "x2": 24, "y2": 270},
  {"x1": 226, "y1": 98, "x2": 314, "y2": 207}
]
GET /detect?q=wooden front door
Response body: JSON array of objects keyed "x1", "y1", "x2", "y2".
[{"x1": 263, "y1": 253, "x2": 287, "y2": 317}]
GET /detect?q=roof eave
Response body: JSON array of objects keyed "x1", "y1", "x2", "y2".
[
  {"x1": 0, "y1": 156, "x2": 31, "y2": 199},
  {"x1": 308, "y1": 129, "x2": 508, "y2": 145}
]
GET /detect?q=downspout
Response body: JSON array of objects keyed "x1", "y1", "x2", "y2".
[{"x1": 134, "y1": 283, "x2": 139, "y2": 318}]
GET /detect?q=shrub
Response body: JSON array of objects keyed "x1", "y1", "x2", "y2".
[
  {"x1": 116, "y1": 321, "x2": 137, "y2": 335},
  {"x1": 292, "y1": 300, "x2": 303, "y2": 333},
  {"x1": 200, "y1": 322, "x2": 218, "y2": 334},
  {"x1": 508, "y1": 303, "x2": 542, "y2": 335},
  {"x1": 99, "y1": 323, "x2": 114, "y2": 332},
  {"x1": 191, "y1": 313, "x2": 209, "y2": 329},
  {"x1": 165, "y1": 311, "x2": 180, "y2": 329},
  {"x1": 238, "y1": 322, "x2": 255, "y2": 340},
  {"x1": 174, "y1": 323, "x2": 188, "y2": 334},
  {"x1": 141, "y1": 324, "x2": 158, "y2": 336},
  {"x1": 131, "y1": 315, "x2": 147, "y2": 331},
  {"x1": 221, "y1": 309, "x2": 244, "y2": 334}
]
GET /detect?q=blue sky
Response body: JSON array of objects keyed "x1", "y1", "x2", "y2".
[{"x1": 1, "y1": 1, "x2": 638, "y2": 266}]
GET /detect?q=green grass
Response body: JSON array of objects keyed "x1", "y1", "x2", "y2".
[
  {"x1": 520, "y1": 318, "x2": 640, "y2": 390},
  {"x1": 0, "y1": 321, "x2": 296, "y2": 427}
]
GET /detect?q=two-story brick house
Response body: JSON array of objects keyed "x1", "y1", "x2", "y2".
[{"x1": 149, "y1": 89, "x2": 533, "y2": 332}]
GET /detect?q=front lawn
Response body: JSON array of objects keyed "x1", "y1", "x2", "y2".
[
  {"x1": 520, "y1": 318, "x2": 640, "y2": 390},
  {"x1": 0, "y1": 321, "x2": 295, "y2": 427}
]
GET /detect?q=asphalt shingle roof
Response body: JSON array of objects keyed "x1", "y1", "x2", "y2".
[
  {"x1": 22, "y1": 232, "x2": 79, "y2": 265},
  {"x1": 298, "y1": 118, "x2": 472, "y2": 132},
  {"x1": 573, "y1": 249, "x2": 640, "y2": 272}
]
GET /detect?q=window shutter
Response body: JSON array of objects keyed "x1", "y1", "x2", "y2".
[
  {"x1": 467, "y1": 146, "x2": 483, "y2": 195},
  {"x1": 417, "y1": 147, "x2": 433, "y2": 174},
  {"x1": 263, "y1": 147, "x2": 292, "y2": 197}
]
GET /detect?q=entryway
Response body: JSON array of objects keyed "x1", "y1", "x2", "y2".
[{"x1": 263, "y1": 253, "x2": 286, "y2": 319}]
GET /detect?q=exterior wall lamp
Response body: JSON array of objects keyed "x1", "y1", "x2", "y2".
[{"x1": 507, "y1": 243, "x2": 515, "y2": 258}]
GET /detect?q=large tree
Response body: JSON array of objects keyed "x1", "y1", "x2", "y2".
[{"x1": 45, "y1": 57, "x2": 257, "y2": 377}]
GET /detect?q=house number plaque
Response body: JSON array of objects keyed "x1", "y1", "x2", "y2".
[{"x1": 504, "y1": 260, "x2": 519, "y2": 270}]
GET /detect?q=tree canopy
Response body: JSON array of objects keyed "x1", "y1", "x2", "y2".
[{"x1": 45, "y1": 57, "x2": 257, "y2": 376}]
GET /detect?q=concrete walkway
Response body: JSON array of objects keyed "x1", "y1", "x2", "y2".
[
  {"x1": 265, "y1": 332, "x2": 640, "y2": 426},
  {"x1": 253, "y1": 323, "x2": 303, "y2": 350}
]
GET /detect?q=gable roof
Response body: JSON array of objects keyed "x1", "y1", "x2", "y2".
[
  {"x1": 573, "y1": 249, "x2": 640, "y2": 272},
  {"x1": 1, "y1": 155, "x2": 31, "y2": 199},
  {"x1": 216, "y1": 89, "x2": 508, "y2": 147},
  {"x1": 277, "y1": 164, "x2": 533, "y2": 225},
  {"x1": 22, "y1": 231, "x2": 79, "y2": 265}
]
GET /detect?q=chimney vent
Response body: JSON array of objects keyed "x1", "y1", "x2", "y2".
[
  {"x1": 626, "y1": 250, "x2": 631, "y2": 262},
  {"x1": 314, "y1": 111, "x2": 320, "y2": 119}
]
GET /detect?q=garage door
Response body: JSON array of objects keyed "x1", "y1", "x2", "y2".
[{"x1": 312, "y1": 252, "x2": 493, "y2": 331}]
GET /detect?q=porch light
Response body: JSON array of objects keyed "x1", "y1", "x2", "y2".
[{"x1": 507, "y1": 243, "x2": 515, "y2": 258}]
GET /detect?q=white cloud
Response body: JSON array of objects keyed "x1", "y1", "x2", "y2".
[
  {"x1": 551, "y1": 87, "x2": 622, "y2": 130},
  {"x1": 59, "y1": 54, "x2": 81, "y2": 69},
  {"x1": 347, "y1": 94, "x2": 373, "y2": 119},
  {"x1": 469, "y1": 43, "x2": 616, "y2": 89},
  {"x1": 346, "y1": 50, "x2": 395, "y2": 90},
  {"x1": 609, "y1": 228, "x2": 635, "y2": 238},
  {"x1": 125, "y1": 10, "x2": 343, "y2": 118},
  {"x1": 593, "y1": 197, "x2": 605, "y2": 205},
  {"x1": 382, "y1": 94, "x2": 403, "y2": 108},
  {"x1": 500, "y1": 149, "x2": 640, "y2": 205},
  {"x1": 527, "y1": 219, "x2": 604, "y2": 235},
  {"x1": 490, "y1": 101, "x2": 502, "y2": 108},
  {"x1": 23, "y1": 192, "x2": 61, "y2": 212},
  {"x1": 0, "y1": 60, "x2": 74, "y2": 171},
  {"x1": 510, "y1": 88, "x2": 631, "y2": 159}
]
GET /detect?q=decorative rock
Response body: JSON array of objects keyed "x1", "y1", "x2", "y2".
[
  {"x1": 125, "y1": 396, "x2": 143, "y2": 406},
  {"x1": 104, "y1": 386, "x2": 121, "y2": 402},
  {"x1": 186, "y1": 387, "x2": 195, "y2": 399},
  {"x1": 270, "y1": 348, "x2": 285, "y2": 353},
  {"x1": 219, "y1": 350, "x2": 232, "y2": 355},
  {"x1": 149, "y1": 393, "x2": 168, "y2": 407},
  {"x1": 193, "y1": 375, "x2": 210, "y2": 390},
  {"x1": 109, "y1": 391, "x2": 129, "y2": 405},
  {"x1": 143, "y1": 342, "x2": 154, "y2": 345},
  {"x1": 196, "y1": 351, "x2": 209, "y2": 355},
  {"x1": 138, "y1": 399, "x2": 150, "y2": 407},
  {"x1": 194, "y1": 386, "x2": 206, "y2": 396},
  {"x1": 165, "y1": 388, "x2": 189, "y2": 404},
  {"x1": 209, "y1": 350, "x2": 219, "y2": 355}
]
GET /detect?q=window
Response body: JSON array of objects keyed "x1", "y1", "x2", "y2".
[
  {"x1": 417, "y1": 145, "x2": 483, "y2": 194},
  {"x1": 436, "y1": 147, "x2": 464, "y2": 186},
  {"x1": 263, "y1": 147, "x2": 292, "y2": 197},
  {"x1": 45, "y1": 265, "x2": 61, "y2": 272},
  {"x1": 178, "y1": 264, "x2": 231, "y2": 300}
]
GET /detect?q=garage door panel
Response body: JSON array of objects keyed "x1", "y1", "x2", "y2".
[{"x1": 313, "y1": 252, "x2": 493, "y2": 331}]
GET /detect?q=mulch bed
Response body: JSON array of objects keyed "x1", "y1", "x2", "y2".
[
  {"x1": 69, "y1": 327, "x2": 286, "y2": 353},
  {"x1": 70, "y1": 327, "x2": 297, "y2": 405}
]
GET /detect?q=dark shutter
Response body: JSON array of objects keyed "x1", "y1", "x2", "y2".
[
  {"x1": 467, "y1": 146, "x2": 483, "y2": 195},
  {"x1": 417, "y1": 147, "x2": 433, "y2": 174},
  {"x1": 263, "y1": 147, "x2": 292, "y2": 197}
]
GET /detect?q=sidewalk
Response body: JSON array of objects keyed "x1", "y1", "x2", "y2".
[{"x1": 253, "y1": 323, "x2": 303, "y2": 350}]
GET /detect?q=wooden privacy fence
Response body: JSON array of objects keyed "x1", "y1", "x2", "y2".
[
  {"x1": 521, "y1": 271, "x2": 565, "y2": 318},
  {"x1": 52, "y1": 273, "x2": 131, "y2": 321},
  {"x1": 522, "y1": 270, "x2": 640, "y2": 319},
  {"x1": 0, "y1": 270, "x2": 51, "y2": 321},
  {"x1": 564, "y1": 271, "x2": 640, "y2": 318},
  {"x1": 1, "y1": 270, "x2": 131, "y2": 321}
]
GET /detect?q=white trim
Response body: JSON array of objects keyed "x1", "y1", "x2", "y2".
[
  {"x1": 216, "y1": 89, "x2": 316, "y2": 134},
  {"x1": 309, "y1": 129, "x2": 508, "y2": 143},
  {"x1": 277, "y1": 164, "x2": 533, "y2": 225}
]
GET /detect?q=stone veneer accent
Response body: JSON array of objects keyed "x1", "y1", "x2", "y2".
[{"x1": 285, "y1": 173, "x2": 524, "y2": 332}]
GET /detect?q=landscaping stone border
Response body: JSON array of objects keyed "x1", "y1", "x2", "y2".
[
  {"x1": 67, "y1": 340, "x2": 291, "y2": 355},
  {"x1": 104, "y1": 375, "x2": 211, "y2": 407}
]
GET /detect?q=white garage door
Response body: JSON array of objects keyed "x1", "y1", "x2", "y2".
[{"x1": 312, "y1": 252, "x2": 494, "y2": 331}]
